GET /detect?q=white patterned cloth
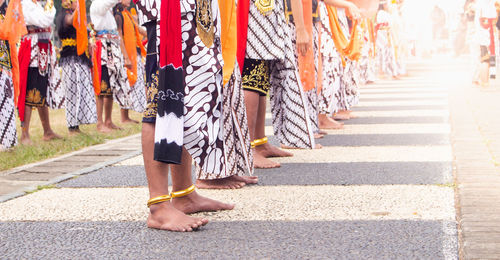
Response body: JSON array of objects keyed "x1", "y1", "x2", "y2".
[
  {"x1": 318, "y1": 2, "x2": 342, "y2": 115},
  {"x1": 196, "y1": 63, "x2": 254, "y2": 179},
  {"x1": 269, "y1": 19, "x2": 316, "y2": 149},
  {"x1": 99, "y1": 37, "x2": 132, "y2": 108},
  {"x1": 61, "y1": 57, "x2": 97, "y2": 128},
  {"x1": 245, "y1": 0, "x2": 287, "y2": 60},
  {"x1": 0, "y1": 69, "x2": 17, "y2": 150},
  {"x1": 122, "y1": 55, "x2": 147, "y2": 113}
]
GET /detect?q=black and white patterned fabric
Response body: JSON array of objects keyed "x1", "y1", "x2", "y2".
[
  {"x1": 179, "y1": 0, "x2": 226, "y2": 175},
  {"x1": 60, "y1": 57, "x2": 97, "y2": 128},
  {"x1": 337, "y1": 9, "x2": 359, "y2": 110},
  {"x1": 122, "y1": 54, "x2": 146, "y2": 113},
  {"x1": 375, "y1": 10, "x2": 398, "y2": 78},
  {"x1": 98, "y1": 37, "x2": 131, "y2": 108},
  {"x1": 46, "y1": 65, "x2": 66, "y2": 110},
  {"x1": 0, "y1": 69, "x2": 17, "y2": 150},
  {"x1": 245, "y1": 0, "x2": 287, "y2": 60},
  {"x1": 268, "y1": 18, "x2": 316, "y2": 149},
  {"x1": 288, "y1": 22, "x2": 320, "y2": 133},
  {"x1": 318, "y1": 2, "x2": 342, "y2": 115},
  {"x1": 196, "y1": 63, "x2": 254, "y2": 179}
]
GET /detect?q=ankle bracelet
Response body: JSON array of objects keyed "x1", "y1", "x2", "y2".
[
  {"x1": 170, "y1": 185, "x2": 196, "y2": 198},
  {"x1": 147, "y1": 195, "x2": 171, "y2": 208},
  {"x1": 251, "y1": 137, "x2": 268, "y2": 148}
]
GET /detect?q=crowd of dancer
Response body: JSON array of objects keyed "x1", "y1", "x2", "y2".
[{"x1": 0, "y1": 0, "x2": 407, "y2": 231}]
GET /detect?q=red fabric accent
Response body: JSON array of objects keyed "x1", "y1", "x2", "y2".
[
  {"x1": 17, "y1": 37, "x2": 31, "y2": 123},
  {"x1": 236, "y1": 0, "x2": 250, "y2": 74},
  {"x1": 480, "y1": 18, "x2": 496, "y2": 55},
  {"x1": 92, "y1": 40, "x2": 102, "y2": 96},
  {"x1": 159, "y1": 0, "x2": 182, "y2": 68}
]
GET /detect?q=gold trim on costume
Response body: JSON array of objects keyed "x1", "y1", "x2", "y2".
[
  {"x1": 255, "y1": 0, "x2": 275, "y2": 16},
  {"x1": 196, "y1": 0, "x2": 214, "y2": 48},
  {"x1": 0, "y1": 40, "x2": 12, "y2": 69},
  {"x1": 61, "y1": 38, "x2": 77, "y2": 47}
]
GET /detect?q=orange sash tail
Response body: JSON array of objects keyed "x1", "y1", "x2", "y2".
[
  {"x1": 0, "y1": 0, "x2": 27, "y2": 106},
  {"x1": 92, "y1": 40, "x2": 102, "y2": 96},
  {"x1": 122, "y1": 9, "x2": 144, "y2": 87},
  {"x1": 297, "y1": 0, "x2": 315, "y2": 92},
  {"x1": 130, "y1": 8, "x2": 146, "y2": 57},
  {"x1": 326, "y1": 7, "x2": 362, "y2": 65},
  {"x1": 73, "y1": 0, "x2": 88, "y2": 55},
  {"x1": 218, "y1": 0, "x2": 238, "y2": 85}
]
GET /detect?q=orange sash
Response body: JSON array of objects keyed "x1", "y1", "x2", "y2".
[
  {"x1": 72, "y1": 0, "x2": 88, "y2": 55},
  {"x1": 218, "y1": 0, "x2": 238, "y2": 85},
  {"x1": 297, "y1": 0, "x2": 315, "y2": 92},
  {"x1": 122, "y1": 9, "x2": 146, "y2": 87},
  {"x1": 0, "y1": 0, "x2": 27, "y2": 106},
  {"x1": 326, "y1": 7, "x2": 362, "y2": 66}
]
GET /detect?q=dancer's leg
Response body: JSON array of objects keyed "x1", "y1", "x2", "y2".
[
  {"x1": 20, "y1": 106, "x2": 33, "y2": 145},
  {"x1": 38, "y1": 106, "x2": 62, "y2": 141},
  {"x1": 171, "y1": 148, "x2": 235, "y2": 213},
  {"x1": 142, "y1": 122, "x2": 207, "y2": 232}
]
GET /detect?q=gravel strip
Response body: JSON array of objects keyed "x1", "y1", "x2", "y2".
[
  {"x1": 0, "y1": 185, "x2": 455, "y2": 222},
  {"x1": 274, "y1": 145, "x2": 453, "y2": 163}
]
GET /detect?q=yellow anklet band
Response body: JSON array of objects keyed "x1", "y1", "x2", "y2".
[
  {"x1": 171, "y1": 185, "x2": 196, "y2": 198},
  {"x1": 252, "y1": 137, "x2": 268, "y2": 148},
  {"x1": 147, "y1": 195, "x2": 171, "y2": 208}
]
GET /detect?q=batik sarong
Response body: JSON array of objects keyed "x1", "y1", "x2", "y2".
[
  {"x1": 122, "y1": 54, "x2": 146, "y2": 113},
  {"x1": 60, "y1": 56, "x2": 97, "y2": 128},
  {"x1": 0, "y1": 68, "x2": 17, "y2": 150},
  {"x1": 97, "y1": 35, "x2": 131, "y2": 108},
  {"x1": 318, "y1": 2, "x2": 342, "y2": 115},
  {"x1": 196, "y1": 64, "x2": 254, "y2": 179},
  {"x1": 143, "y1": 0, "x2": 227, "y2": 176}
]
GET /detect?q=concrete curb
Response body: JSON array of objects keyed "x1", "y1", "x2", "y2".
[
  {"x1": 0, "y1": 135, "x2": 142, "y2": 203},
  {"x1": 0, "y1": 134, "x2": 141, "y2": 177}
]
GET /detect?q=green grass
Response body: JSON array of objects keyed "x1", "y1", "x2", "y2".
[
  {"x1": 25, "y1": 184, "x2": 57, "y2": 194},
  {"x1": 0, "y1": 103, "x2": 142, "y2": 172}
]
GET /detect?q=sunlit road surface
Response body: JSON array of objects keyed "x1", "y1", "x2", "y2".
[{"x1": 2, "y1": 55, "x2": 497, "y2": 259}]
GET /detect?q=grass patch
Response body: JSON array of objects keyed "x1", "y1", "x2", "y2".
[
  {"x1": 435, "y1": 183, "x2": 457, "y2": 188},
  {"x1": 25, "y1": 184, "x2": 57, "y2": 194},
  {"x1": 0, "y1": 103, "x2": 142, "y2": 172}
]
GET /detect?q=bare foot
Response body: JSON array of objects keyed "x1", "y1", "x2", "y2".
[
  {"x1": 195, "y1": 178, "x2": 246, "y2": 189},
  {"x1": 314, "y1": 133, "x2": 324, "y2": 139},
  {"x1": 20, "y1": 135, "x2": 33, "y2": 145},
  {"x1": 319, "y1": 117, "x2": 344, "y2": 130},
  {"x1": 315, "y1": 143, "x2": 323, "y2": 149},
  {"x1": 68, "y1": 129, "x2": 81, "y2": 136},
  {"x1": 333, "y1": 111, "x2": 350, "y2": 120},
  {"x1": 318, "y1": 130, "x2": 328, "y2": 135},
  {"x1": 106, "y1": 122, "x2": 123, "y2": 130},
  {"x1": 172, "y1": 191, "x2": 235, "y2": 214},
  {"x1": 97, "y1": 123, "x2": 113, "y2": 133},
  {"x1": 254, "y1": 152, "x2": 281, "y2": 169},
  {"x1": 147, "y1": 202, "x2": 208, "y2": 232},
  {"x1": 43, "y1": 132, "x2": 62, "y2": 141},
  {"x1": 229, "y1": 175, "x2": 258, "y2": 185},
  {"x1": 122, "y1": 119, "x2": 139, "y2": 124},
  {"x1": 256, "y1": 143, "x2": 293, "y2": 158}
]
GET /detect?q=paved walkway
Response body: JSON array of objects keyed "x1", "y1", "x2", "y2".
[{"x1": 0, "y1": 57, "x2": 497, "y2": 259}]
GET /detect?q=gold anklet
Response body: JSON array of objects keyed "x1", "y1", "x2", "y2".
[
  {"x1": 147, "y1": 195, "x2": 171, "y2": 208},
  {"x1": 170, "y1": 185, "x2": 196, "y2": 198},
  {"x1": 251, "y1": 137, "x2": 268, "y2": 148}
]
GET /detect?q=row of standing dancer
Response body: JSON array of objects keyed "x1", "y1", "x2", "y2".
[{"x1": 0, "y1": 0, "x2": 405, "y2": 231}]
